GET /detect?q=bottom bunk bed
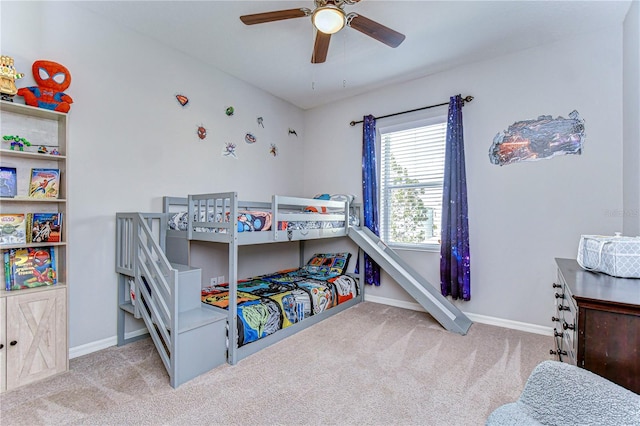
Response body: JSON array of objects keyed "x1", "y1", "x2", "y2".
[{"x1": 201, "y1": 252, "x2": 359, "y2": 348}]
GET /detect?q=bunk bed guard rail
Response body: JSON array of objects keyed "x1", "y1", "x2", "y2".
[{"x1": 186, "y1": 192, "x2": 351, "y2": 242}]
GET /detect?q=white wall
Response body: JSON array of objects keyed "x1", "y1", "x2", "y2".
[
  {"x1": 623, "y1": 0, "x2": 640, "y2": 235},
  {"x1": 304, "y1": 26, "x2": 627, "y2": 328},
  {"x1": 2, "y1": 2, "x2": 306, "y2": 349}
]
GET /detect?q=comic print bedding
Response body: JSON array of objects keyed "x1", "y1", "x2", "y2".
[
  {"x1": 201, "y1": 253, "x2": 358, "y2": 347},
  {"x1": 168, "y1": 210, "x2": 273, "y2": 233},
  {"x1": 168, "y1": 210, "x2": 357, "y2": 233}
]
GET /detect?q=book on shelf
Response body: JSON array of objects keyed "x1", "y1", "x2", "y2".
[
  {"x1": 27, "y1": 212, "x2": 63, "y2": 243},
  {"x1": 4, "y1": 246, "x2": 57, "y2": 291},
  {"x1": 28, "y1": 168, "x2": 60, "y2": 199},
  {"x1": 0, "y1": 166, "x2": 17, "y2": 198},
  {"x1": 0, "y1": 213, "x2": 26, "y2": 245}
]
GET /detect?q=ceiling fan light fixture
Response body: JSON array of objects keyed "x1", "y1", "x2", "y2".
[{"x1": 312, "y1": 5, "x2": 345, "y2": 34}]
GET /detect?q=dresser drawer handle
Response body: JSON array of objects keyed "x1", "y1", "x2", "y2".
[
  {"x1": 552, "y1": 316, "x2": 560, "y2": 322},
  {"x1": 558, "y1": 305, "x2": 570, "y2": 311},
  {"x1": 555, "y1": 293, "x2": 565, "y2": 299},
  {"x1": 550, "y1": 349, "x2": 568, "y2": 356},
  {"x1": 562, "y1": 321, "x2": 575, "y2": 331},
  {"x1": 552, "y1": 283, "x2": 562, "y2": 289},
  {"x1": 10, "y1": 340, "x2": 17, "y2": 346},
  {"x1": 554, "y1": 329, "x2": 563, "y2": 337}
]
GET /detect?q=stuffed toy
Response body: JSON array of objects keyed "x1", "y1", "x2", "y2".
[
  {"x1": 0, "y1": 55, "x2": 25, "y2": 101},
  {"x1": 17, "y1": 60, "x2": 73, "y2": 113}
]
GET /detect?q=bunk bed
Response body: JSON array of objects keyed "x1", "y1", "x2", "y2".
[
  {"x1": 166, "y1": 192, "x2": 363, "y2": 364},
  {"x1": 116, "y1": 192, "x2": 363, "y2": 386}
]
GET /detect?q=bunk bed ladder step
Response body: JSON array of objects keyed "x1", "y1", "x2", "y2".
[
  {"x1": 169, "y1": 264, "x2": 227, "y2": 388},
  {"x1": 348, "y1": 227, "x2": 473, "y2": 335}
]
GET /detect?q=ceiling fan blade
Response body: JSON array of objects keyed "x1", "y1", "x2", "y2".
[
  {"x1": 240, "y1": 8, "x2": 309, "y2": 25},
  {"x1": 347, "y1": 14, "x2": 406, "y2": 48},
  {"x1": 311, "y1": 31, "x2": 332, "y2": 64}
]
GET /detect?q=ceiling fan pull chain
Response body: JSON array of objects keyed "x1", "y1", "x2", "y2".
[{"x1": 342, "y1": 27, "x2": 348, "y2": 89}]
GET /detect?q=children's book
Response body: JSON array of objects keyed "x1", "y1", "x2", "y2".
[
  {"x1": 4, "y1": 246, "x2": 57, "y2": 290},
  {"x1": 28, "y1": 212, "x2": 63, "y2": 243},
  {"x1": 4, "y1": 250, "x2": 12, "y2": 291},
  {"x1": 0, "y1": 167, "x2": 17, "y2": 197},
  {"x1": 0, "y1": 213, "x2": 27, "y2": 245},
  {"x1": 28, "y1": 168, "x2": 60, "y2": 199}
]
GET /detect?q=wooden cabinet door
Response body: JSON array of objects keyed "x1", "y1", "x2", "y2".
[{"x1": 5, "y1": 288, "x2": 67, "y2": 390}]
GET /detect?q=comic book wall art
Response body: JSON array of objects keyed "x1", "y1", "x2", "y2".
[
  {"x1": 175, "y1": 93, "x2": 189, "y2": 107},
  {"x1": 223, "y1": 142, "x2": 238, "y2": 158},
  {"x1": 196, "y1": 124, "x2": 207, "y2": 140},
  {"x1": 245, "y1": 132, "x2": 256, "y2": 144},
  {"x1": 489, "y1": 110, "x2": 585, "y2": 166}
]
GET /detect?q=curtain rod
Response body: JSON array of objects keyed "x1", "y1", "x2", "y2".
[{"x1": 349, "y1": 95, "x2": 474, "y2": 127}]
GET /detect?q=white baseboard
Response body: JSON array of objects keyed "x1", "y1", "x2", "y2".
[
  {"x1": 364, "y1": 294, "x2": 553, "y2": 336},
  {"x1": 69, "y1": 328, "x2": 149, "y2": 359},
  {"x1": 71, "y1": 297, "x2": 551, "y2": 359}
]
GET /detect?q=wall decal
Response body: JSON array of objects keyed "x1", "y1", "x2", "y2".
[
  {"x1": 489, "y1": 110, "x2": 584, "y2": 166},
  {"x1": 288, "y1": 128, "x2": 298, "y2": 137},
  {"x1": 245, "y1": 132, "x2": 256, "y2": 144},
  {"x1": 225, "y1": 106, "x2": 234, "y2": 116},
  {"x1": 223, "y1": 142, "x2": 237, "y2": 158},
  {"x1": 196, "y1": 125, "x2": 207, "y2": 140},
  {"x1": 175, "y1": 94, "x2": 189, "y2": 107},
  {"x1": 257, "y1": 117, "x2": 264, "y2": 128},
  {"x1": 269, "y1": 144, "x2": 278, "y2": 157}
]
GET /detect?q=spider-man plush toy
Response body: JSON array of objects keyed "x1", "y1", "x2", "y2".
[{"x1": 17, "y1": 60, "x2": 73, "y2": 113}]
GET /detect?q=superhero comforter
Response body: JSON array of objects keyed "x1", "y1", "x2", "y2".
[{"x1": 201, "y1": 268, "x2": 358, "y2": 347}]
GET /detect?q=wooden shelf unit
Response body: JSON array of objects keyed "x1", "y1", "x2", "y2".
[{"x1": 0, "y1": 100, "x2": 69, "y2": 392}]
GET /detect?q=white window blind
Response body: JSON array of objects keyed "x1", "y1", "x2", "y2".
[{"x1": 380, "y1": 119, "x2": 447, "y2": 248}]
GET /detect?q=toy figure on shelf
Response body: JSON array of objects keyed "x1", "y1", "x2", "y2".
[
  {"x1": 17, "y1": 60, "x2": 73, "y2": 113},
  {"x1": 0, "y1": 55, "x2": 25, "y2": 101},
  {"x1": 3, "y1": 135, "x2": 31, "y2": 151}
]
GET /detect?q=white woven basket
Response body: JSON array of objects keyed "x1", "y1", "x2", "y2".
[{"x1": 577, "y1": 235, "x2": 640, "y2": 279}]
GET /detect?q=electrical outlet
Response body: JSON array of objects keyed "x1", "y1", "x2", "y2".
[
  {"x1": 217, "y1": 275, "x2": 225, "y2": 284},
  {"x1": 210, "y1": 277, "x2": 217, "y2": 285}
]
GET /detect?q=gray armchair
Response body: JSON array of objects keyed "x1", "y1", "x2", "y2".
[{"x1": 486, "y1": 360, "x2": 640, "y2": 426}]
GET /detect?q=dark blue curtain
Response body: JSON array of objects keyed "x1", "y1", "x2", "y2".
[
  {"x1": 362, "y1": 114, "x2": 381, "y2": 286},
  {"x1": 440, "y1": 95, "x2": 471, "y2": 300}
]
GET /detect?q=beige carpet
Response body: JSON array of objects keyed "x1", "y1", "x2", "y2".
[{"x1": 0, "y1": 302, "x2": 553, "y2": 425}]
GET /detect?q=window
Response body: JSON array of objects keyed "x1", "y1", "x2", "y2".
[{"x1": 379, "y1": 116, "x2": 447, "y2": 249}]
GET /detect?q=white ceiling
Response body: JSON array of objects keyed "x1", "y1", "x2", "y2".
[{"x1": 76, "y1": 1, "x2": 632, "y2": 110}]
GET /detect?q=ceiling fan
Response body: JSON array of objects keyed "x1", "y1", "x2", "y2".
[{"x1": 239, "y1": 0, "x2": 406, "y2": 64}]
